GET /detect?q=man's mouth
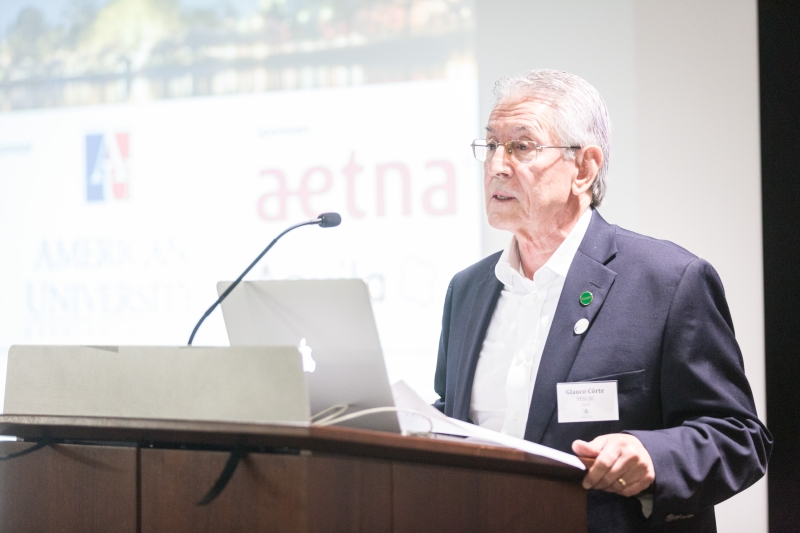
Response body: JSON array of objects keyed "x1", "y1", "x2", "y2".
[{"x1": 493, "y1": 194, "x2": 514, "y2": 201}]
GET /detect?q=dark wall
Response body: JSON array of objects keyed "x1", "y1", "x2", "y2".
[{"x1": 759, "y1": 1, "x2": 800, "y2": 531}]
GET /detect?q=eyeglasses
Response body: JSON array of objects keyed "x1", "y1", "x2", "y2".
[{"x1": 471, "y1": 139, "x2": 582, "y2": 163}]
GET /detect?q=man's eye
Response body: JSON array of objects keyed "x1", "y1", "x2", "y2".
[
  {"x1": 517, "y1": 141, "x2": 532, "y2": 151},
  {"x1": 486, "y1": 142, "x2": 498, "y2": 150}
]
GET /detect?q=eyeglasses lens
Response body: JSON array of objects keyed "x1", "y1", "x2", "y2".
[{"x1": 472, "y1": 142, "x2": 488, "y2": 162}]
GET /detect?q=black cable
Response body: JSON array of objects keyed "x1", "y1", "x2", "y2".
[
  {"x1": 196, "y1": 445, "x2": 246, "y2": 506},
  {"x1": 0, "y1": 438, "x2": 53, "y2": 461}
]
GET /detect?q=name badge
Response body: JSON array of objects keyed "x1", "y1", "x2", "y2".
[{"x1": 556, "y1": 381, "x2": 619, "y2": 423}]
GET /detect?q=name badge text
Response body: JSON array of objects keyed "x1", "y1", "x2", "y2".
[{"x1": 556, "y1": 380, "x2": 619, "y2": 423}]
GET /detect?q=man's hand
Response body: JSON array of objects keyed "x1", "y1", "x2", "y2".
[{"x1": 572, "y1": 434, "x2": 655, "y2": 497}]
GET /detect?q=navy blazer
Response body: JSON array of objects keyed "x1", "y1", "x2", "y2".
[{"x1": 434, "y1": 210, "x2": 771, "y2": 532}]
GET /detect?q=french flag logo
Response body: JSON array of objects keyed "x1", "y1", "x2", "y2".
[{"x1": 85, "y1": 132, "x2": 130, "y2": 202}]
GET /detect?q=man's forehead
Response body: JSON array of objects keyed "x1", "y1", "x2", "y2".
[
  {"x1": 485, "y1": 124, "x2": 538, "y2": 133},
  {"x1": 486, "y1": 98, "x2": 555, "y2": 135}
]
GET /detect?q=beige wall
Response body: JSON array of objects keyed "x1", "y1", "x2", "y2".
[{"x1": 476, "y1": 2, "x2": 766, "y2": 531}]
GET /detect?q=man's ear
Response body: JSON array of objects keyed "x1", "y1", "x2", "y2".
[{"x1": 572, "y1": 146, "x2": 603, "y2": 196}]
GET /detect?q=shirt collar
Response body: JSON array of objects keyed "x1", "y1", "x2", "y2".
[{"x1": 495, "y1": 207, "x2": 593, "y2": 289}]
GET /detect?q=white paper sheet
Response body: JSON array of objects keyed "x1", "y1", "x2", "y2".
[{"x1": 391, "y1": 380, "x2": 585, "y2": 470}]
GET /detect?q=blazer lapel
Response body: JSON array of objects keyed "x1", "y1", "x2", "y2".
[
  {"x1": 524, "y1": 210, "x2": 618, "y2": 443},
  {"x1": 453, "y1": 269, "x2": 503, "y2": 422}
]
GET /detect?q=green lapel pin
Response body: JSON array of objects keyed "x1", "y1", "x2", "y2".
[{"x1": 579, "y1": 291, "x2": 593, "y2": 306}]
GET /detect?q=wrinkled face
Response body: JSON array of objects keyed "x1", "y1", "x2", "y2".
[{"x1": 484, "y1": 97, "x2": 579, "y2": 233}]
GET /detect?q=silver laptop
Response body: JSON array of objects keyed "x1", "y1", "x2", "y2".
[{"x1": 218, "y1": 279, "x2": 400, "y2": 433}]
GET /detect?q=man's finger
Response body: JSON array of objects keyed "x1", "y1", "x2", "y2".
[
  {"x1": 572, "y1": 436, "x2": 606, "y2": 458},
  {"x1": 622, "y1": 480, "x2": 651, "y2": 498},
  {"x1": 595, "y1": 454, "x2": 641, "y2": 490},
  {"x1": 581, "y1": 445, "x2": 621, "y2": 490}
]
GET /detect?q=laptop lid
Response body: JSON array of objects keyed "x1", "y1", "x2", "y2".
[{"x1": 217, "y1": 279, "x2": 400, "y2": 433}]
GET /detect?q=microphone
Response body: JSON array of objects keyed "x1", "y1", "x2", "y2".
[
  {"x1": 187, "y1": 212, "x2": 341, "y2": 345},
  {"x1": 318, "y1": 212, "x2": 341, "y2": 228}
]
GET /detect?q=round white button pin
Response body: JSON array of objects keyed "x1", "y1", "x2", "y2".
[{"x1": 574, "y1": 318, "x2": 589, "y2": 334}]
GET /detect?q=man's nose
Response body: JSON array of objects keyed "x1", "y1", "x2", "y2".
[{"x1": 487, "y1": 146, "x2": 513, "y2": 176}]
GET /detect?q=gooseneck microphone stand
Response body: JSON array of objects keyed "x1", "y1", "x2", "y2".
[{"x1": 187, "y1": 212, "x2": 341, "y2": 345}]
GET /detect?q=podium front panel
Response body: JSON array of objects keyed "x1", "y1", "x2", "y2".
[
  {"x1": 0, "y1": 442, "x2": 136, "y2": 533},
  {"x1": 0, "y1": 417, "x2": 587, "y2": 532}
]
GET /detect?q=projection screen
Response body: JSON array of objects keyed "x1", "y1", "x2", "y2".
[{"x1": 0, "y1": 1, "x2": 766, "y2": 531}]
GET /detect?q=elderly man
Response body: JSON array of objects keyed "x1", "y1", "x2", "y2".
[{"x1": 433, "y1": 70, "x2": 771, "y2": 532}]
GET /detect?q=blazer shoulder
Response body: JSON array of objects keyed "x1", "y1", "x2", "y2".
[
  {"x1": 612, "y1": 225, "x2": 699, "y2": 268},
  {"x1": 451, "y1": 251, "x2": 503, "y2": 287}
]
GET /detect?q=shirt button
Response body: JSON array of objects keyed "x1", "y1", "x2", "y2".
[{"x1": 513, "y1": 412, "x2": 520, "y2": 420}]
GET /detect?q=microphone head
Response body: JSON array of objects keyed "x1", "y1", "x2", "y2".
[{"x1": 318, "y1": 212, "x2": 341, "y2": 228}]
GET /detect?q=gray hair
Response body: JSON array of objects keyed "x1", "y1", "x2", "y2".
[{"x1": 492, "y1": 70, "x2": 611, "y2": 206}]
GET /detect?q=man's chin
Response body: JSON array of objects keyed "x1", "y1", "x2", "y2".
[{"x1": 485, "y1": 212, "x2": 519, "y2": 233}]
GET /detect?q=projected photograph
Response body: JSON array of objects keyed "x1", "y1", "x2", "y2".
[{"x1": 0, "y1": 0, "x2": 475, "y2": 111}]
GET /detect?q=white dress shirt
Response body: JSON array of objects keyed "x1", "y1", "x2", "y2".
[{"x1": 470, "y1": 208, "x2": 593, "y2": 439}]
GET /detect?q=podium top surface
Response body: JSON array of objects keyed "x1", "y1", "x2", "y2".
[{"x1": 0, "y1": 415, "x2": 584, "y2": 483}]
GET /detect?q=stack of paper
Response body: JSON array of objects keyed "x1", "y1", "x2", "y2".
[{"x1": 391, "y1": 380, "x2": 585, "y2": 470}]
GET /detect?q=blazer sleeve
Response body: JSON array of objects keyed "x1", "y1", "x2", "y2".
[
  {"x1": 433, "y1": 279, "x2": 454, "y2": 413},
  {"x1": 626, "y1": 258, "x2": 772, "y2": 522}
]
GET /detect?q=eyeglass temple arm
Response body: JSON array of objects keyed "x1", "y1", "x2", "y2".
[{"x1": 540, "y1": 145, "x2": 583, "y2": 150}]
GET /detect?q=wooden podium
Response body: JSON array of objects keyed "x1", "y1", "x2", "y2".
[{"x1": 0, "y1": 415, "x2": 587, "y2": 532}]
